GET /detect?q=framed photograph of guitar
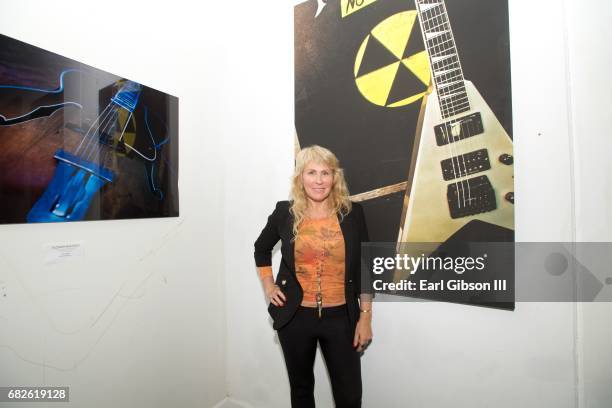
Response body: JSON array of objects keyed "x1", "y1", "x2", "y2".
[
  {"x1": 295, "y1": 0, "x2": 514, "y2": 309},
  {"x1": 0, "y1": 34, "x2": 179, "y2": 224}
]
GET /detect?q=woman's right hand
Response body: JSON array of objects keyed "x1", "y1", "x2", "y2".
[{"x1": 263, "y1": 278, "x2": 287, "y2": 307}]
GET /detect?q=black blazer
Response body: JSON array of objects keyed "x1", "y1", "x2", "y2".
[{"x1": 254, "y1": 200, "x2": 370, "y2": 331}]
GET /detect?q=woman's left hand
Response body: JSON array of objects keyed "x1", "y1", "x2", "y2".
[{"x1": 353, "y1": 316, "x2": 373, "y2": 353}]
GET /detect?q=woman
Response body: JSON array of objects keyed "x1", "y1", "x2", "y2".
[{"x1": 254, "y1": 145, "x2": 372, "y2": 408}]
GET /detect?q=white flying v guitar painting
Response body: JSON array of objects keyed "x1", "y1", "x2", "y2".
[{"x1": 398, "y1": 0, "x2": 514, "y2": 245}]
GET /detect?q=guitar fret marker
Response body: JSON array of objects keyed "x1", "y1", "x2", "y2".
[{"x1": 416, "y1": 0, "x2": 470, "y2": 118}]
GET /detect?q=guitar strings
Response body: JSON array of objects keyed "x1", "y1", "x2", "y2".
[
  {"x1": 75, "y1": 81, "x2": 135, "y2": 162},
  {"x1": 419, "y1": 0, "x2": 467, "y2": 211},
  {"x1": 74, "y1": 102, "x2": 159, "y2": 168},
  {"x1": 87, "y1": 104, "x2": 161, "y2": 166},
  {"x1": 421, "y1": 0, "x2": 473, "y2": 211},
  {"x1": 419, "y1": 0, "x2": 461, "y2": 209},
  {"x1": 73, "y1": 102, "x2": 113, "y2": 155},
  {"x1": 89, "y1": 109, "x2": 131, "y2": 166},
  {"x1": 85, "y1": 110, "x2": 120, "y2": 165},
  {"x1": 437, "y1": 0, "x2": 473, "y2": 208},
  {"x1": 440, "y1": 0, "x2": 475, "y2": 209},
  {"x1": 99, "y1": 119, "x2": 119, "y2": 169},
  {"x1": 68, "y1": 83, "x2": 165, "y2": 193},
  {"x1": 80, "y1": 108, "x2": 118, "y2": 163},
  {"x1": 81, "y1": 103, "x2": 120, "y2": 160},
  {"x1": 99, "y1": 112, "x2": 128, "y2": 169}
]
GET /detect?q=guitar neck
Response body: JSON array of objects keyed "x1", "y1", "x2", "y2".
[
  {"x1": 111, "y1": 80, "x2": 142, "y2": 113},
  {"x1": 415, "y1": 0, "x2": 470, "y2": 118}
]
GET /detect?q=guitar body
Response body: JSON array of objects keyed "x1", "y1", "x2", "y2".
[{"x1": 398, "y1": 80, "x2": 514, "y2": 243}]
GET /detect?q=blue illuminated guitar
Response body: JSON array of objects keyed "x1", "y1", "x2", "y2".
[
  {"x1": 0, "y1": 67, "x2": 172, "y2": 223},
  {"x1": 24, "y1": 80, "x2": 142, "y2": 222}
]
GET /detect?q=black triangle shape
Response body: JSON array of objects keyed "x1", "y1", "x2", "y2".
[
  {"x1": 386, "y1": 63, "x2": 427, "y2": 106},
  {"x1": 356, "y1": 34, "x2": 400, "y2": 78},
  {"x1": 403, "y1": 20, "x2": 425, "y2": 59}
]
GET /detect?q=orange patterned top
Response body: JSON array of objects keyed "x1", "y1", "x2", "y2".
[{"x1": 294, "y1": 215, "x2": 346, "y2": 307}]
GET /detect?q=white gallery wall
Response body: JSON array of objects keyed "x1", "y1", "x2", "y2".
[
  {"x1": 0, "y1": 1, "x2": 610, "y2": 408},
  {"x1": 224, "y1": 1, "x2": 578, "y2": 407},
  {"x1": 224, "y1": 0, "x2": 612, "y2": 408},
  {"x1": 0, "y1": 2, "x2": 227, "y2": 408},
  {"x1": 565, "y1": 0, "x2": 612, "y2": 407}
]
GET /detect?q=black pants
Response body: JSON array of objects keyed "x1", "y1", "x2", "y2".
[{"x1": 277, "y1": 305, "x2": 362, "y2": 408}]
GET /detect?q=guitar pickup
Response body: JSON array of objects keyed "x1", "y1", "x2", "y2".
[
  {"x1": 447, "y1": 175, "x2": 496, "y2": 219},
  {"x1": 441, "y1": 148, "x2": 491, "y2": 181},
  {"x1": 435, "y1": 112, "x2": 484, "y2": 146}
]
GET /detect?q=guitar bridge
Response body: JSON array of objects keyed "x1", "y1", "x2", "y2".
[
  {"x1": 27, "y1": 150, "x2": 114, "y2": 222},
  {"x1": 447, "y1": 175, "x2": 496, "y2": 219}
]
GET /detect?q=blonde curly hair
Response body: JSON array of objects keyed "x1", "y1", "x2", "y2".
[{"x1": 290, "y1": 145, "x2": 352, "y2": 238}]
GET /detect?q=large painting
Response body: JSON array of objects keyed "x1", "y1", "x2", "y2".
[
  {"x1": 295, "y1": 0, "x2": 514, "y2": 308},
  {"x1": 0, "y1": 34, "x2": 178, "y2": 223}
]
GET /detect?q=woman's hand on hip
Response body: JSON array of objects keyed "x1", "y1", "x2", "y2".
[{"x1": 263, "y1": 279, "x2": 286, "y2": 307}]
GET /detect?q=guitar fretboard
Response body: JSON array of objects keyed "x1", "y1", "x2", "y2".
[{"x1": 416, "y1": 0, "x2": 470, "y2": 119}]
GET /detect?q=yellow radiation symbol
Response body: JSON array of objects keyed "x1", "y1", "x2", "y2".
[{"x1": 354, "y1": 11, "x2": 431, "y2": 108}]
